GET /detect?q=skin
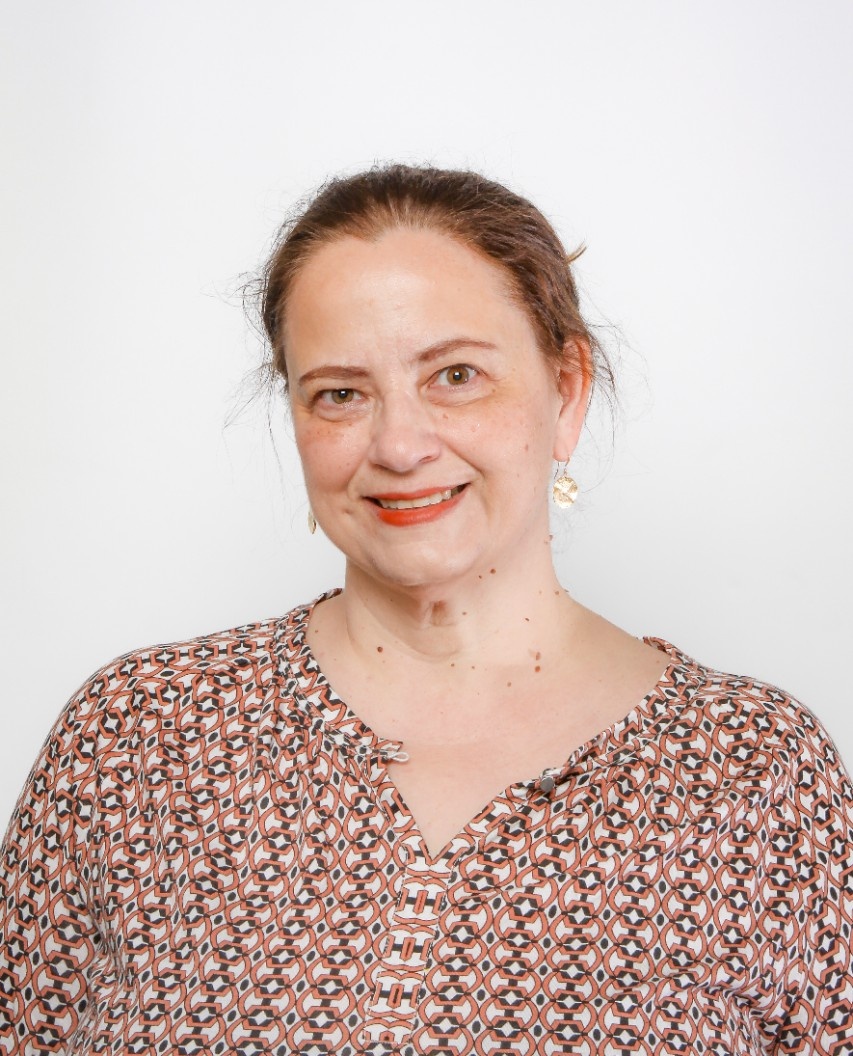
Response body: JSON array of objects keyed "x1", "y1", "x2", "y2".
[{"x1": 284, "y1": 227, "x2": 666, "y2": 858}]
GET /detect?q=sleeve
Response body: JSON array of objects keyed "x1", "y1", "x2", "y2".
[
  {"x1": 772, "y1": 722, "x2": 853, "y2": 1054},
  {"x1": 0, "y1": 683, "x2": 108, "y2": 1054}
]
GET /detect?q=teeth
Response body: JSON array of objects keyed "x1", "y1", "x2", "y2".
[{"x1": 377, "y1": 486, "x2": 461, "y2": 510}]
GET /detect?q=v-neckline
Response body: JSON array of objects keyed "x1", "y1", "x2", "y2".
[{"x1": 274, "y1": 591, "x2": 694, "y2": 864}]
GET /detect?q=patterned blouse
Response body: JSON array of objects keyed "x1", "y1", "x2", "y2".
[{"x1": 2, "y1": 594, "x2": 852, "y2": 1055}]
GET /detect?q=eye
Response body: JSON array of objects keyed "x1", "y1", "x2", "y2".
[
  {"x1": 318, "y1": 388, "x2": 358, "y2": 405},
  {"x1": 435, "y1": 364, "x2": 477, "y2": 387}
]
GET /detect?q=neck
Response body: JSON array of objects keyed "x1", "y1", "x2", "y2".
[{"x1": 331, "y1": 542, "x2": 579, "y2": 673}]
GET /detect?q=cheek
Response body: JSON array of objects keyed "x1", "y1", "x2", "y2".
[
  {"x1": 483, "y1": 391, "x2": 553, "y2": 447},
  {"x1": 295, "y1": 420, "x2": 364, "y2": 490}
]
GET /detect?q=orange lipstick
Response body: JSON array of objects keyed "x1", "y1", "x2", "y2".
[{"x1": 369, "y1": 485, "x2": 466, "y2": 527}]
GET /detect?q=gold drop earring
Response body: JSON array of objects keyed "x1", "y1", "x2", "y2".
[
  {"x1": 307, "y1": 509, "x2": 317, "y2": 535},
  {"x1": 552, "y1": 461, "x2": 579, "y2": 508}
]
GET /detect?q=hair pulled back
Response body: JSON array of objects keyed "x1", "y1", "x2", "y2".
[{"x1": 258, "y1": 163, "x2": 612, "y2": 401}]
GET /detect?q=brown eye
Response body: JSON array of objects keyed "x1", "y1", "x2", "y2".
[
  {"x1": 438, "y1": 364, "x2": 476, "y2": 386},
  {"x1": 315, "y1": 387, "x2": 364, "y2": 412}
]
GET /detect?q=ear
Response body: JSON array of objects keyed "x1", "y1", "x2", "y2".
[{"x1": 553, "y1": 337, "x2": 592, "y2": 462}]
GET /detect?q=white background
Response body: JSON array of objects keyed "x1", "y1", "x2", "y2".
[{"x1": 2, "y1": 1, "x2": 851, "y2": 830}]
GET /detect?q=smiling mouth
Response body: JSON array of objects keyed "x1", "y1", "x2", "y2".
[{"x1": 371, "y1": 485, "x2": 466, "y2": 510}]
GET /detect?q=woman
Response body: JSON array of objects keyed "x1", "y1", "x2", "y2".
[{"x1": 2, "y1": 165, "x2": 851, "y2": 1054}]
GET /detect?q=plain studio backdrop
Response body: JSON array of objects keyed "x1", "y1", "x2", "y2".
[{"x1": 1, "y1": 2, "x2": 851, "y2": 830}]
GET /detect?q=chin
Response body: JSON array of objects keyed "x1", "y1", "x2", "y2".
[{"x1": 354, "y1": 550, "x2": 485, "y2": 593}]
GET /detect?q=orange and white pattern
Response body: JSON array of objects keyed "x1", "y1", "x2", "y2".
[{"x1": 2, "y1": 594, "x2": 852, "y2": 1054}]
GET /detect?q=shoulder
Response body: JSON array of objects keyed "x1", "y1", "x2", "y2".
[
  {"x1": 59, "y1": 615, "x2": 283, "y2": 736},
  {"x1": 4, "y1": 604, "x2": 319, "y2": 849},
  {"x1": 648, "y1": 637, "x2": 841, "y2": 757},
  {"x1": 644, "y1": 637, "x2": 853, "y2": 820},
  {"x1": 1, "y1": 601, "x2": 323, "y2": 875},
  {"x1": 37, "y1": 604, "x2": 318, "y2": 793}
]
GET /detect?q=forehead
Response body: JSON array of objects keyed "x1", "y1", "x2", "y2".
[
  {"x1": 294, "y1": 226, "x2": 517, "y2": 298},
  {"x1": 283, "y1": 227, "x2": 533, "y2": 357}
]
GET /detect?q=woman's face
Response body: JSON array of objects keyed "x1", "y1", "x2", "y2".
[{"x1": 284, "y1": 227, "x2": 587, "y2": 591}]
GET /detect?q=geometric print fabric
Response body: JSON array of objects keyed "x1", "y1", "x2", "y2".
[{"x1": 2, "y1": 592, "x2": 852, "y2": 1054}]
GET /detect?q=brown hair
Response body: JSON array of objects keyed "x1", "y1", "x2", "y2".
[{"x1": 257, "y1": 163, "x2": 612, "y2": 401}]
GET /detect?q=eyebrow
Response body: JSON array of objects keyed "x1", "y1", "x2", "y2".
[{"x1": 295, "y1": 337, "x2": 498, "y2": 388}]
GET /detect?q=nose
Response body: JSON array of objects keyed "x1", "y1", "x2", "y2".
[{"x1": 368, "y1": 392, "x2": 442, "y2": 473}]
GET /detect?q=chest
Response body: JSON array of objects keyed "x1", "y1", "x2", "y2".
[
  {"x1": 83, "y1": 726, "x2": 797, "y2": 1055},
  {"x1": 382, "y1": 734, "x2": 571, "y2": 857},
  {"x1": 329, "y1": 674, "x2": 642, "y2": 858}
]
